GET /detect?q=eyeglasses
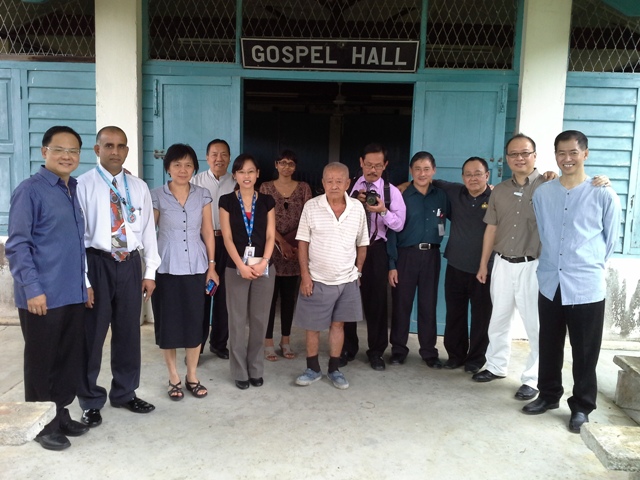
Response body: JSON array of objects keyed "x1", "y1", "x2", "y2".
[
  {"x1": 278, "y1": 160, "x2": 296, "y2": 168},
  {"x1": 463, "y1": 172, "x2": 488, "y2": 179},
  {"x1": 363, "y1": 163, "x2": 385, "y2": 171},
  {"x1": 555, "y1": 150, "x2": 583, "y2": 159},
  {"x1": 45, "y1": 146, "x2": 81, "y2": 156},
  {"x1": 506, "y1": 151, "x2": 535, "y2": 160}
]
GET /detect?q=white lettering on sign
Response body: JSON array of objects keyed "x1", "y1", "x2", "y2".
[
  {"x1": 282, "y1": 46, "x2": 294, "y2": 63},
  {"x1": 295, "y1": 46, "x2": 309, "y2": 63}
]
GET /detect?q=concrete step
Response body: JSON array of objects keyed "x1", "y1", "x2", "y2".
[
  {"x1": 0, "y1": 402, "x2": 56, "y2": 445},
  {"x1": 581, "y1": 424, "x2": 640, "y2": 474}
]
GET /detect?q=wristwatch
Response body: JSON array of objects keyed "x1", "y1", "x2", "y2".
[{"x1": 380, "y1": 209, "x2": 388, "y2": 217}]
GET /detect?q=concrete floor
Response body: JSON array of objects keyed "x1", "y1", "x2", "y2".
[{"x1": 0, "y1": 321, "x2": 637, "y2": 480}]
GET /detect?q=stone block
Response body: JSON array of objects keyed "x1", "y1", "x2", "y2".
[
  {"x1": 0, "y1": 402, "x2": 56, "y2": 445},
  {"x1": 581, "y1": 424, "x2": 640, "y2": 472},
  {"x1": 614, "y1": 356, "x2": 640, "y2": 411}
]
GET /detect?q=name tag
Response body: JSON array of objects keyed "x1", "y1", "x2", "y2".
[{"x1": 514, "y1": 192, "x2": 523, "y2": 197}]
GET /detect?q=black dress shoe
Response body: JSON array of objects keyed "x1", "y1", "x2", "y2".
[
  {"x1": 464, "y1": 364, "x2": 481, "y2": 374},
  {"x1": 35, "y1": 433, "x2": 70, "y2": 451},
  {"x1": 515, "y1": 384, "x2": 539, "y2": 400},
  {"x1": 249, "y1": 377, "x2": 263, "y2": 387},
  {"x1": 369, "y1": 356, "x2": 386, "y2": 371},
  {"x1": 443, "y1": 359, "x2": 462, "y2": 370},
  {"x1": 235, "y1": 380, "x2": 250, "y2": 390},
  {"x1": 210, "y1": 347, "x2": 230, "y2": 359},
  {"x1": 569, "y1": 412, "x2": 589, "y2": 433},
  {"x1": 424, "y1": 358, "x2": 443, "y2": 369},
  {"x1": 522, "y1": 397, "x2": 560, "y2": 415},
  {"x1": 81, "y1": 409, "x2": 102, "y2": 428},
  {"x1": 60, "y1": 419, "x2": 89, "y2": 437},
  {"x1": 111, "y1": 397, "x2": 155, "y2": 414},
  {"x1": 338, "y1": 351, "x2": 355, "y2": 368},
  {"x1": 389, "y1": 353, "x2": 406, "y2": 365},
  {"x1": 472, "y1": 369, "x2": 506, "y2": 382}
]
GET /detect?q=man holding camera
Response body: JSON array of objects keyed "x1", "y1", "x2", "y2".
[{"x1": 341, "y1": 143, "x2": 406, "y2": 371}]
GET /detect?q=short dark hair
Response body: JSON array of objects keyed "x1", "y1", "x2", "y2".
[
  {"x1": 505, "y1": 133, "x2": 536, "y2": 153},
  {"x1": 42, "y1": 126, "x2": 82, "y2": 148},
  {"x1": 554, "y1": 130, "x2": 588, "y2": 151},
  {"x1": 96, "y1": 126, "x2": 127, "y2": 144},
  {"x1": 361, "y1": 143, "x2": 387, "y2": 161},
  {"x1": 277, "y1": 149, "x2": 297, "y2": 163},
  {"x1": 206, "y1": 139, "x2": 230, "y2": 156},
  {"x1": 163, "y1": 143, "x2": 199, "y2": 174},
  {"x1": 410, "y1": 151, "x2": 436, "y2": 168},
  {"x1": 231, "y1": 153, "x2": 259, "y2": 174},
  {"x1": 462, "y1": 156, "x2": 488, "y2": 173}
]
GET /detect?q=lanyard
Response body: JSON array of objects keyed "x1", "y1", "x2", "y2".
[
  {"x1": 96, "y1": 166, "x2": 137, "y2": 223},
  {"x1": 237, "y1": 191, "x2": 256, "y2": 246}
]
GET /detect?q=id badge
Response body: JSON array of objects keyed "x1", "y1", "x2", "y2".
[
  {"x1": 438, "y1": 223, "x2": 445, "y2": 236},
  {"x1": 243, "y1": 246, "x2": 256, "y2": 263}
]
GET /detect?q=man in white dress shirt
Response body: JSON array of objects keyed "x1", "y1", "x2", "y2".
[
  {"x1": 191, "y1": 139, "x2": 236, "y2": 359},
  {"x1": 76, "y1": 126, "x2": 160, "y2": 427}
]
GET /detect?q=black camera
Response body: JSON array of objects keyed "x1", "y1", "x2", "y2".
[{"x1": 365, "y1": 190, "x2": 380, "y2": 206}]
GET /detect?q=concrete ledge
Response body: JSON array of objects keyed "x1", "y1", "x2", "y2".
[
  {"x1": 0, "y1": 402, "x2": 56, "y2": 445},
  {"x1": 581, "y1": 424, "x2": 640, "y2": 473},
  {"x1": 614, "y1": 355, "x2": 640, "y2": 411}
]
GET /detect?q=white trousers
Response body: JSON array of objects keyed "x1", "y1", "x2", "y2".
[{"x1": 484, "y1": 255, "x2": 539, "y2": 387}]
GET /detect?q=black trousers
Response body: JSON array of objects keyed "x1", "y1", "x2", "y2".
[
  {"x1": 202, "y1": 235, "x2": 230, "y2": 351},
  {"x1": 343, "y1": 240, "x2": 389, "y2": 358},
  {"x1": 443, "y1": 264, "x2": 492, "y2": 368},
  {"x1": 266, "y1": 275, "x2": 298, "y2": 339},
  {"x1": 19, "y1": 303, "x2": 85, "y2": 435},
  {"x1": 390, "y1": 247, "x2": 440, "y2": 360},
  {"x1": 78, "y1": 250, "x2": 143, "y2": 409},
  {"x1": 538, "y1": 287, "x2": 605, "y2": 415}
]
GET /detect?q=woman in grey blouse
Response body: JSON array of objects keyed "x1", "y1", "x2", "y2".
[{"x1": 150, "y1": 144, "x2": 218, "y2": 401}]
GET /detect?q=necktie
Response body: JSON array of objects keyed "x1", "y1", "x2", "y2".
[
  {"x1": 110, "y1": 178, "x2": 129, "y2": 261},
  {"x1": 365, "y1": 182, "x2": 375, "y2": 240}
]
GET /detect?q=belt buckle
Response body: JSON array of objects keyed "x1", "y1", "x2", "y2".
[{"x1": 418, "y1": 243, "x2": 430, "y2": 250}]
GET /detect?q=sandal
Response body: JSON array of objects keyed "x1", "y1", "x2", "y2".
[
  {"x1": 185, "y1": 376, "x2": 208, "y2": 398},
  {"x1": 167, "y1": 380, "x2": 184, "y2": 401},
  {"x1": 265, "y1": 345, "x2": 278, "y2": 362},
  {"x1": 279, "y1": 343, "x2": 296, "y2": 360}
]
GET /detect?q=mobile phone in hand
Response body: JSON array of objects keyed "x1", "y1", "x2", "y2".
[{"x1": 205, "y1": 279, "x2": 217, "y2": 296}]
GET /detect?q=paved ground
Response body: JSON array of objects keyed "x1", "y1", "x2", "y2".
[{"x1": 0, "y1": 321, "x2": 637, "y2": 480}]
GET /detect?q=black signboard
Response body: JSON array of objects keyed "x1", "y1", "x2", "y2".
[{"x1": 241, "y1": 38, "x2": 419, "y2": 73}]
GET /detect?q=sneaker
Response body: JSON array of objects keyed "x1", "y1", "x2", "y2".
[
  {"x1": 327, "y1": 370, "x2": 349, "y2": 390},
  {"x1": 295, "y1": 368, "x2": 322, "y2": 386}
]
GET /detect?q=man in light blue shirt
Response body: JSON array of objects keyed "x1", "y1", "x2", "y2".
[{"x1": 523, "y1": 130, "x2": 621, "y2": 434}]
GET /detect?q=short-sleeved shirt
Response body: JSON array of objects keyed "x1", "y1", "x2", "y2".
[
  {"x1": 296, "y1": 193, "x2": 369, "y2": 285},
  {"x1": 483, "y1": 169, "x2": 544, "y2": 259},
  {"x1": 151, "y1": 183, "x2": 212, "y2": 275},
  {"x1": 191, "y1": 169, "x2": 236, "y2": 230},
  {"x1": 433, "y1": 180, "x2": 493, "y2": 274},
  {"x1": 219, "y1": 191, "x2": 276, "y2": 268}
]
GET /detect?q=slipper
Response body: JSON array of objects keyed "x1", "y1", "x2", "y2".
[
  {"x1": 168, "y1": 380, "x2": 184, "y2": 401},
  {"x1": 185, "y1": 377, "x2": 207, "y2": 398},
  {"x1": 265, "y1": 345, "x2": 278, "y2": 362},
  {"x1": 279, "y1": 343, "x2": 296, "y2": 359}
]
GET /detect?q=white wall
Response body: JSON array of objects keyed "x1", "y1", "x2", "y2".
[
  {"x1": 94, "y1": 0, "x2": 143, "y2": 176},
  {"x1": 516, "y1": 0, "x2": 573, "y2": 173}
]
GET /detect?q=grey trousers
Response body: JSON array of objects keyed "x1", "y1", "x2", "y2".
[{"x1": 225, "y1": 266, "x2": 276, "y2": 381}]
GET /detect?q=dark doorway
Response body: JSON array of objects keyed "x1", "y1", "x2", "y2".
[{"x1": 243, "y1": 80, "x2": 413, "y2": 193}]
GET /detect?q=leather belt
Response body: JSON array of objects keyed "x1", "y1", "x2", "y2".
[
  {"x1": 498, "y1": 253, "x2": 535, "y2": 263},
  {"x1": 214, "y1": 230, "x2": 223, "y2": 237},
  {"x1": 411, "y1": 243, "x2": 440, "y2": 250},
  {"x1": 86, "y1": 247, "x2": 140, "y2": 262}
]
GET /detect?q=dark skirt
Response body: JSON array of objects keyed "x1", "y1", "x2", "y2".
[{"x1": 152, "y1": 273, "x2": 206, "y2": 349}]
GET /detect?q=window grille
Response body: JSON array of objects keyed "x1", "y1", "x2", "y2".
[
  {"x1": 425, "y1": 0, "x2": 516, "y2": 69},
  {"x1": 0, "y1": 0, "x2": 94, "y2": 59},
  {"x1": 242, "y1": 0, "x2": 421, "y2": 40},
  {"x1": 570, "y1": 0, "x2": 640, "y2": 73},
  {"x1": 148, "y1": 0, "x2": 237, "y2": 62}
]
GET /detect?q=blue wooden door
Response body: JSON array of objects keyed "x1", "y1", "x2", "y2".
[
  {"x1": 409, "y1": 82, "x2": 508, "y2": 335},
  {"x1": 0, "y1": 69, "x2": 23, "y2": 234},
  {"x1": 151, "y1": 76, "x2": 241, "y2": 187}
]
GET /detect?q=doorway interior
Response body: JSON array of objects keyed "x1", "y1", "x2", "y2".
[{"x1": 243, "y1": 80, "x2": 414, "y2": 193}]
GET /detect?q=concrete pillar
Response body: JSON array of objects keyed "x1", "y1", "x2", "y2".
[
  {"x1": 516, "y1": 0, "x2": 573, "y2": 173},
  {"x1": 94, "y1": 0, "x2": 143, "y2": 176}
]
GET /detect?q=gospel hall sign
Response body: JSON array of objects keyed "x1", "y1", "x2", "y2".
[{"x1": 241, "y1": 39, "x2": 419, "y2": 72}]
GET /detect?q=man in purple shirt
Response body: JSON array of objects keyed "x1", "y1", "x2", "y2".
[
  {"x1": 6, "y1": 126, "x2": 89, "y2": 451},
  {"x1": 341, "y1": 143, "x2": 406, "y2": 370}
]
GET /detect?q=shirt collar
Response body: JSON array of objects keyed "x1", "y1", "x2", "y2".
[
  {"x1": 510, "y1": 168, "x2": 540, "y2": 187},
  {"x1": 163, "y1": 182, "x2": 195, "y2": 195},
  {"x1": 38, "y1": 165, "x2": 77, "y2": 187},
  {"x1": 406, "y1": 182, "x2": 436, "y2": 197}
]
